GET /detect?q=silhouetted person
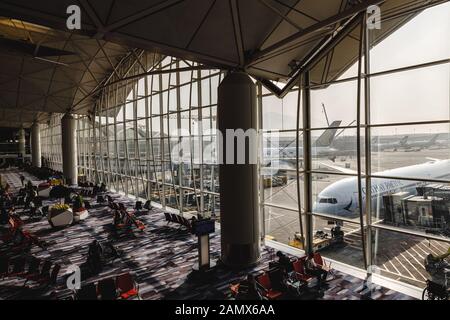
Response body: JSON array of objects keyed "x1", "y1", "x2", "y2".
[
  {"x1": 20, "y1": 175, "x2": 25, "y2": 186},
  {"x1": 276, "y1": 251, "x2": 293, "y2": 273}
]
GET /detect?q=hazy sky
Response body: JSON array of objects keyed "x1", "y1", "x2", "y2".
[{"x1": 266, "y1": 2, "x2": 450, "y2": 136}]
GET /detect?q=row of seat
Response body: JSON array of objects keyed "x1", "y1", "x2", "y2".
[
  {"x1": 163, "y1": 212, "x2": 195, "y2": 232},
  {"x1": 24, "y1": 165, "x2": 62, "y2": 181},
  {"x1": 0, "y1": 256, "x2": 60, "y2": 287},
  {"x1": 255, "y1": 253, "x2": 331, "y2": 300},
  {"x1": 1, "y1": 215, "x2": 46, "y2": 249},
  {"x1": 74, "y1": 273, "x2": 139, "y2": 300},
  {"x1": 135, "y1": 200, "x2": 152, "y2": 211},
  {"x1": 293, "y1": 253, "x2": 331, "y2": 282},
  {"x1": 14, "y1": 194, "x2": 43, "y2": 208}
]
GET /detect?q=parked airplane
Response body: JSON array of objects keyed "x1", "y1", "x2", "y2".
[
  {"x1": 313, "y1": 158, "x2": 450, "y2": 218},
  {"x1": 372, "y1": 136, "x2": 408, "y2": 151},
  {"x1": 373, "y1": 134, "x2": 441, "y2": 152},
  {"x1": 402, "y1": 134, "x2": 440, "y2": 151}
]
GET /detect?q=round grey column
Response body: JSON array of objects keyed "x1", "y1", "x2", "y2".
[
  {"x1": 218, "y1": 72, "x2": 260, "y2": 268},
  {"x1": 18, "y1": 127, "x2": 26, "y2": 158},
  {"x1": 31, "y1": 122, "x2": 41, "y2": 167},
  {"x1": 61, "y1": 114, "x2": 78, "y2": 185}
]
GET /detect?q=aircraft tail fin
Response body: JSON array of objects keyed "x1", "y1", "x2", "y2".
[
  {"x1": 399, "y1": 135, "x2": 408, "y2": 146},
  {"x1": 429, "y1": 134, "x2": 439, "y2": 145},
  {"x1": 315, "y1": 120, "x2": 342, "y2": 147}
]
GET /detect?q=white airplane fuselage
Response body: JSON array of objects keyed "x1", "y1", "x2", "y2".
[{"x1": 313, "y1": 159, "x2": 450, "y2": 218}]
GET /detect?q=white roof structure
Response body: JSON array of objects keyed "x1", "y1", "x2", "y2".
[{"x1": 0, "y1": 0, "x2": 445, "y2": 126}]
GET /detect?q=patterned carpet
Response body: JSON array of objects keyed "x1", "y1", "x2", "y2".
[{"x1": 0, "y1": 168, "x2": 414, "y2": 300}]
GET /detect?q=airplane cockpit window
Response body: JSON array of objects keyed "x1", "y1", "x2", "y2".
[{"x1": 319, "y1": 197, "x2": 338, "y2": 204}]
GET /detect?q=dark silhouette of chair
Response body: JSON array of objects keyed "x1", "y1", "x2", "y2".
[
  {"x1": 76, "y1": 283, "x2": 98, "y2": 300},
  {"x1": 98, "y1": 278, "x2": 117, "y2": 300},
  {"x1": 25, "y1": 260, "x2": 52, "y2": 284},
  {"x1": 84, "y1": 200, "x2": 91, "y2": 209},
  {"x1": 0, "y1": 257, "x2": 9, "y2": 279},
  {"x1": 143, "y1": 200, "x2": 152, "y2": 210},
  {"x1": 135, "y1": 201, "x2": 143, "y2": 211},
  {"x1": 10, "y1": 257, "x2": 26, "y2": 276},
  {"x1": 170, "y1": 213, "x2": 179, "y2": 224},
  {"x1": 40, "y1": 260, "x2": 53, "y2": 278},
  {"x1": 180, "y1": 217, "x2": 192, "y2": 231},
  {"x1": 46, "y1": 264, "x2": 61, "y2": 286},
  {"x1": 26, "y1": 257, "x2": 41, "y2": 277}
]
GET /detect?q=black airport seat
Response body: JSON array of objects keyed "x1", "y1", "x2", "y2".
[
  {"x1": 143, "y1": 200, "x2": 152, "y2": 210},
  {"x1": 98, "y1": 278, "x2": 117, "y2": 300},
  {"x1": 76, "y1": 283, "x2": 98, "y2": 300}
]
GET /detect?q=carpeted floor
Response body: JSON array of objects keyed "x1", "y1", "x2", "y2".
[{"x1": 0, "y1": 168, "x2": 414, "y2": 300}]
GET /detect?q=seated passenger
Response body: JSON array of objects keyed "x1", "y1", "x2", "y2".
[
  {"x1": 305, "y1": 253, "x2": 328, "y2": 288},
  {"x1": 276, "y1": 251, "x2": 293, "y2": 273}
]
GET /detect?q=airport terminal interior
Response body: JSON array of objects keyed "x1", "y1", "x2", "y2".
[{"x1": 0, "y1": 0, "x2": 449, "y2": 300}]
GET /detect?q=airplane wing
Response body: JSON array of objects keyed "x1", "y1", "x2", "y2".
[{"x1": 318, "y1": 162, "x2": 361, "y2": 175}]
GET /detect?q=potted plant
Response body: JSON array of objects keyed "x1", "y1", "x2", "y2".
[
  {"x1": 48, "y1": 203, "x2": 73, "y2": 228},
  {"x1": 38, "y1": 182, "x2": 52, "y2": 198},
  {"x1": 72, "y1": 195, "x2": 89, "y2": 222}
]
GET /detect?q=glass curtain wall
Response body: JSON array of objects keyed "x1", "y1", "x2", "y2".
[
  {"x1": 76, "y1": 54, "x2": 223, "y2": 219},
  {"x1": 261, "y1": 2, "x2": 450, "y2": 288},
  {"x1": 40, "y1": 114, "x2": 63, "y2": 171}
]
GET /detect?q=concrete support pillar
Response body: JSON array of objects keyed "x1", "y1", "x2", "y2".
[
  {"x1": 218, "y1": 72, "x2": 260, "y2": 268},
  {"x1": 61, "y1": 114, "x2": 78, "y2": 185},
  {"x1": 18, "y1": 127, "x2": 26, "y2": 158},
  {"x1": 31, "y1": 122, "x2": 41, "y2": 167}
]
